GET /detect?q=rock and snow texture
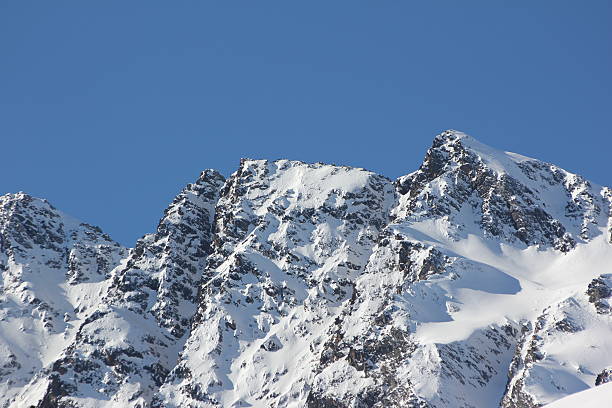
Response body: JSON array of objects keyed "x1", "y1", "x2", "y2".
[
  {"x1": 1, "y1": 130, "x2": 611, "y2": 407},
  {"x1": 156, "y1": 160, "x2": 395, "y2": 408},
  {"x1": 7, "y1": 170, "x2": 225, "y2": 408},
  {"x1": 0, "y1": 193, "x2": 127, "y2": 405}
]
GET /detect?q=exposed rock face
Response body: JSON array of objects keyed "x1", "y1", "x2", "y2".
[
  {"x1": 586, "y1": 275, "x2": 612, "y2": 315},
  {"x1": 106, "y1": 169, "x2": 226, "y2": 338},
  {"x1": 1, "y1": 131, "x2": 611, "y2": 408},
  {"x1": 595, "y1": 368, "x2": 612, "y2": 386}
]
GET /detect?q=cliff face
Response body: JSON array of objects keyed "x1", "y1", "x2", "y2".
[{"x1": 1, "y1": 131, "x2": 611, "y2": 408}]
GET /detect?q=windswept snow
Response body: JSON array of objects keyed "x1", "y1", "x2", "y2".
[{"x1": 543, "y1": 382, "x2": 612, "y2": 408}]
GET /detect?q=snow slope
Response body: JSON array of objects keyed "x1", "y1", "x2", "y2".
[
  {"x1": 1, "y1": 130, "x2": 611, "y2": 408},
  {"x1": 543, "y1": 382, "x2": 612, "y2": 408}
]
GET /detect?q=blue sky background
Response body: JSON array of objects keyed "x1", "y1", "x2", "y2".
[{"x1": 1, "y1": 2, "x2": 611, "y2": 246}]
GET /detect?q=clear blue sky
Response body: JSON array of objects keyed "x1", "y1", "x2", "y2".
[{"x1": 1, "y1": 2, "x2": 610, "y2": 246}]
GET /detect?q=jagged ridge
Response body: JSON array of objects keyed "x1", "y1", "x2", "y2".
[{"x1": 1, "y1": 130, "x2": 611, "y2": 408}]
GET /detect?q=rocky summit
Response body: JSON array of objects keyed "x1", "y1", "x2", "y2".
[{"x1": 1, "y1": 130, "x2": 611, "y2": 408}]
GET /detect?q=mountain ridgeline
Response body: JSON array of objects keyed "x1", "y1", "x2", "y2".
[{"x1": 1, "y1": 131, "x2": 611, "y2": 408}]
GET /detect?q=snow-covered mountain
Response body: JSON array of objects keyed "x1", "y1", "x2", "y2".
[{"x1": 1, "y1": 130, "x2": 610, "y2": 408}]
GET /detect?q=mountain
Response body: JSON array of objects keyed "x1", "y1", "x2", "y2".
[{"x1": 1, "y1": 130, "x2": 611, "y2": 408}]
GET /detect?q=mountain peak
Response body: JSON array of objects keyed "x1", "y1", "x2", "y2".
[
  {"x1": 432, "y1": 129, "x2": 472, "y2": 146},
  {"x1": 0, "y1": 191, "x2": 49, "y2": 208},
  {"x1": 197, "y1": 168, "x2": 225, "y2": 182},
  {"x1": 393, "y1": 130, "x2": 610, "y2": 251},
  {"x1": 430, "y1": 129, "x2": 538, "y2": 177}
]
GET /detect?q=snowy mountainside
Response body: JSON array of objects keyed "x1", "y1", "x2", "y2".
[
  {"x1": 13, "y1": 170, "x2": 226, "y2": 408},
  {"x1": 157, "y1": 159, "x2": 395, "y2": 407},
  {"x1": 1, "y1": 130, "x2": 611, "y2": 408},
  {"x1": 302, "y1": 131, "x2": 612, "y2": 408},
  {"x1": 0, "y1": 193, "x2": 127, "y2": 404}
]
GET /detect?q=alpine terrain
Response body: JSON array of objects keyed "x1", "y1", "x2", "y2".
[{"x1": 1, "y1": 130, "x2": 611, "y2": 408}]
